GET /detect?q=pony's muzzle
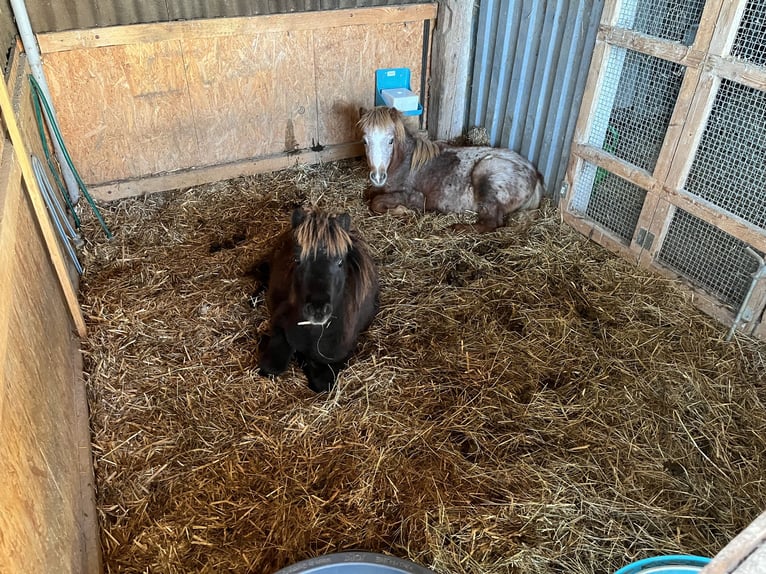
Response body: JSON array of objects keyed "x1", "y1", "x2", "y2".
[
  {"x1": 369, "y1": 170, "x2": 387, "y2": 187},
  {"x1": 302, "y1": 302, "x2": 333, "y2": 325}
]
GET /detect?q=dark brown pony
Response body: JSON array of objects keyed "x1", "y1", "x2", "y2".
[
  {"x1": 258, "y1": 207, "x2": 379, "y2": 392},
  {"x1": 359, "y1": 106, "x2": 544, "y2": 232}
]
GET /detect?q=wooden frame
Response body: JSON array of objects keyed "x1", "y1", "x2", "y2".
[
  {"x1": 562, "y1": 0, "x2": 766, "y2": 339},
  {"x1": 37, "y1": 5, "x2": 438, "y2": 201}
]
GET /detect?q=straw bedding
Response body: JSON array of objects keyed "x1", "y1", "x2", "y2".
[{"x1": 78, "y1": 159, "x2": 766, "y2": 574}]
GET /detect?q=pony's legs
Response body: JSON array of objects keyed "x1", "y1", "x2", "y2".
[
  {"x1": 258, "y1": 327, "x2": 294, "y2": 376},
  {"x1": 370, "y1": 190, "x2": 425, "y2": 215},
  {"x1": 297, "y1": 355, "x2": 345, "y2": 392}
]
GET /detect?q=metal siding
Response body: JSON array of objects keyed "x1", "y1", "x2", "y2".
[
  {"x1": 23, "y1": 0, "x2": 425, "y2": 33},
  {"x1": 468, "y1": 0, "x2": 605, "y2": 199}
]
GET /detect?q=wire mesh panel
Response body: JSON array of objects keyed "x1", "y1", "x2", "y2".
[
  {"x1": 615, "y1": 0, "x2": 706, "y2": 45},
  {"x1": 657, "y1": 209, "x2": 760, "y2": 309},
  {"x1": 570, "y1": 161, "x2": 647, "y2": 242},
  {"x1": 684, "y1": 79, "x2": 766, "y2": 230},
  {"x1": 732, "y1": 0, "x2": 766, "y2": 66},
  {"x1": 587, "y1": 48, "x2": 685, "y2": 172}
]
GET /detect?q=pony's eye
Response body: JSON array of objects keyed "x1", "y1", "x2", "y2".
[
  {"x1": 362, "y1": 137, "x2": 368, "y2": 146},
  {"x1": 336, "y1": 258, "x2": 344, "y2": 267},
  {"x1": 388, "y1": 137, "x2": 394, "y2": 145}
]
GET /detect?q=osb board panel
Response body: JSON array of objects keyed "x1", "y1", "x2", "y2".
[
  {"x1": 315, "y1": 20, "x2": 425, "y2": 145},
  {"x1": 181, "y1": 31, "x2": 317, "y2": 165},
  {"x1": 40, "y1": 10, "x2": 432, "y2": 187},
  {"x1": 0, "y1": 179, "x2": 92, "y2": 573},
  {"x1": 44, "y1": 40, "x2": 200, "y2": 183}
]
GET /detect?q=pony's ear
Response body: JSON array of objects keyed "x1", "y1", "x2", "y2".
[
  {"x1": 336, "y1": 212, "x2": 351, "y2": 231},
  {"x1": 388, "y1": 106, "x2": 402, "y2": 121},
  {"x1": 291, "y1": 207, "x2": 307, "y2": 229},
  {"x1": 358, "y1": 107, "x2": 368, "y2": 121}
]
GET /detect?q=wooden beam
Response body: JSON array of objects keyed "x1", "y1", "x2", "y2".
[
  {"x1": 427, "y1": 0, "x2": 473, "y2": 140},
  {"x1": 705, "y1": 55, "x2": 766, "y2": 92},
  {"x1": 37, "y1": 4, "x2": 439, "y2": 53},
  {"x1": 0, "y1": 76, "x2": 86, "y2": 337},
  {"x1": 89, "y1": 142, "x2": 364, "y2": 202},
  {"x1": 598, "y1": 26, "x2": 704, "y2": 67},
  {"x1": 661, "y1": 186, "x2": 766, "y2": 254},
  {"x1": 571, "y1": 143, "x2": 658, "y2": 192}
]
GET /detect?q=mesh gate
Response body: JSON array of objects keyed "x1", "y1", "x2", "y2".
[
  {"x1": 685, "y1": 79, "x2": 766, "y2": 230},
  {"x1": 564, "y1": 0, "x2": 766, "y2": 337}
]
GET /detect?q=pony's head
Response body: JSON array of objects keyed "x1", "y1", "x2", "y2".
[
  {"x1": 290, "y1": 208, "x2": 354, "y2": 326},
  {"x1": 358, "y1": 106, "x2": 406, "y2": 187}
]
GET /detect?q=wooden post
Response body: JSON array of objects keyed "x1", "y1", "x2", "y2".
[{"x1": 427, "y1": 0, "x2": 475, "y2": 141}]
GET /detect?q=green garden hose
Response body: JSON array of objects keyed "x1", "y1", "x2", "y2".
[{"x1": 29, "y1": 74, "x2": 112, "y2": 239}]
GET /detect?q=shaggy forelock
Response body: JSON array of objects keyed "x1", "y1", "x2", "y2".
[
  {"x1": 359, "y1": 107, "x2": 440, "y2": 170},
  {"x1": 294, "y1": 210, "x2": 352, "y2": 260}
]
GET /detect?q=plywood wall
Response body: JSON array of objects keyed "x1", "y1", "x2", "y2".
[
  {"x1": 0, "y1": 56, "x2": 99, "y2": 574},
  {"x1": 37, "y1": 5, "x2": 436, "y2": 200}
]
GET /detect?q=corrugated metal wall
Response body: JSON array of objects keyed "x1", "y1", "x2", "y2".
[
  {"x1": 22, "y1": 0, "x2": 426, "y2": 33},
  {"x1": 468, "y1": 0, "x2": 605, "y2": 200}
]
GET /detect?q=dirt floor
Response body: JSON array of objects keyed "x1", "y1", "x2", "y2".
[{"x1": 77, "y1": 159, "x2": 766, "y2": 574}]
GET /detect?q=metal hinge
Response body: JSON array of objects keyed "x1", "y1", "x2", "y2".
[{"x1": 635, "y1": 228, "x2": 655, "y2": 250}]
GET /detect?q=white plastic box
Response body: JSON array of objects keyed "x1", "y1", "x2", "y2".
[{"x1": 380, "y1": 88, "x2": 420, "y2": 112}]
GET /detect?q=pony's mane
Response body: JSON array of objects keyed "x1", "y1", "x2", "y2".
[
  {"x1": 294, "y1": 210, "x2": 352, "y2": 260},
  {"x1": 411, "y1": 137, "x2": 440, "y2": 170},
  {"x1": 359, "y1": 106, "x2": 441, "y2": 170}
]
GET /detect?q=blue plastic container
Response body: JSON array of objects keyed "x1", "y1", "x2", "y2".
[
  {"x1": 615, "y1": 554, "x2": 711, "y2": 574},
  {"x1": 374, "y1": 68, "x2": 423, "y2": 116},
  {"x1": 274, "y1": 552, "x2": 434, "y2": 574}
]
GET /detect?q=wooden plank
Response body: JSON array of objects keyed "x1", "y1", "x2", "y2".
[
  {"x1": 181, "y1": 31, "x2": 317, "y2": 164},
  {"x1": 313, "y1": 20, "x2": 426, "y2": 146},
  {"x1": 707, "y1": 0, "x2": 748, "y2": 57},
  {"x1": 636, "y1": 192, "x2": 675, "y2": 267},
  {"x1": 89, "y1": 141, "x2": 363, "y2": 201},
  {"x1": 427, "y1": 0, "x2": 473, "y2": 140},
  {"x1": 661, "y1": 186, "x2": 766, "y2": 255},
  {"x1": 0, "y1": 74, "x2": 86, "y2": 337},
  {"x1": 663, "y1": 71, "x2": 720, "y2": 191},
  {"x1": 0, "y1": 162, "x2": 94, "y2": 573},
  {"x1": 705, "y1": 55, "x2": 766, "y2": 92},
  {"x1": 571, "y1": 143, "x2": 657, "y2": 192},
  {"x1": 701, "y1": 511, "x2": 766, "y2": 574},
  {"x1": 599, "y1": 26, "x2": 704, "y2": 68},
  {"x1": 569, "y1": 39, "x2": 608, "y2": 150},
  {"x1": 71, "y1": 346, "x2": 102, "y2": 574},
  {"x1": 0, "y1": 145, "x2": 22, "y2": 371},
  {"x1": 37, "y1": 4, "x2": 439, "y2": 53},
  {"x1": 43, "y1": 41, "x2": 200, "y2": 185},
  {"x1": 652, "y1": 65, "x2": 704, "y2": 183},
  {"x1": 599, "y1": 0, "x2": 620, "y2": 26}
]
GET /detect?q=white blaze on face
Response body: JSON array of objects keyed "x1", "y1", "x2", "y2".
[{"x1": 363, "y1": 126, "x2": 395, "y2": 187}]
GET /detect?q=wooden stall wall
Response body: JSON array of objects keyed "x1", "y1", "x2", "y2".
[
  {"x1": 0, "y1": 54, "x2": 99, "y2": 573},
  {"x1": 36, "y1": 4, "x2": 436, "y2": 201}
]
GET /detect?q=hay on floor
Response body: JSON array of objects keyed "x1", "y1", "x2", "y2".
[{"x1": 77, "y1": 159, "x2": 766, "y2": 574}]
